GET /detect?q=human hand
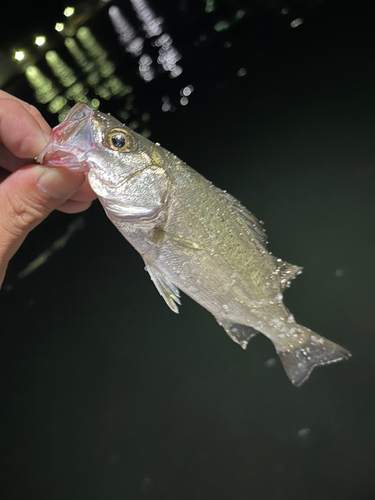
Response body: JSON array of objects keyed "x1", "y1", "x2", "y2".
[{"x1": 0, "y1": 91, "x2": 97, "y2": 288}]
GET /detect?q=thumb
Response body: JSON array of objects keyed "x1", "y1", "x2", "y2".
[{"x1": 0, "y1": 164, "x2": 85, "y2": 286}]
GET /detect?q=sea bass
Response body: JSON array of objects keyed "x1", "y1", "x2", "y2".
[{"x1": 37, "y1": 103, "x2": 350, "y2": 386}]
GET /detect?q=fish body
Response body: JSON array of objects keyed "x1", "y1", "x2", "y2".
[{"x1": 37, "y1": 104, "x2": 350, "y2": 386}]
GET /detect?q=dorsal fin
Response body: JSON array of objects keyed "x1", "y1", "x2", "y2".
[
  {"x1": 273, "y1": 259, "x2": 303, "y2": 291},
  {"x1": 221, "y1": 191, "x2": 267, "y2": 246}
]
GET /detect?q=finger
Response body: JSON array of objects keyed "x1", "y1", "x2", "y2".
[
  {"x1": 0, "y1": 98, "x2": 50, "y2": 159},
  {"x1": 0, "y1": 164, "x2": 85, "y2": 287},
  {"x1": 66, "y1": 178, "x2": 97, "y2": 202},
  {"x1": 58, "y1": 199, "x2": 93, "y2": 214},
  {"x1": 0, "y1": 91, "x2": 51, "y2": 135},
  {"x1": 0, "y1": 144, "x2": 31, "y2": 172}
]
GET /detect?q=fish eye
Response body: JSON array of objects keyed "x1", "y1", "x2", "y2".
[{"x1": 107, "y1": 128, "x2": 135, "y2": 152}]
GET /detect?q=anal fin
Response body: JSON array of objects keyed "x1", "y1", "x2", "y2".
[
  {"x1": 144, "y1": 261, "x2": 181, "y2": 313},
  {"x1": 217, "y1": 319, "x2": 258, "y2": 349}
]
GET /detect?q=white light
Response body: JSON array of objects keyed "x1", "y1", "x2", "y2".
[
  {"x1": 290, "y1": 18, "x2": 303, "y2": 28},
  {"x1": 181, "y1": 85, "x2": 194, "y2": 96},
  {"x1": 35, "y1": 36, "x2": 46, "y2": 46},
  {"x1": 138, "y1": 53, "x2": 155, "y2": 81},
  {"x1": 55, "y1": 23, "x2": 64, "y2": 32},
  {"x1": 156, "y1": 35, "x2": 181, "y2": 73},
  {"x1": 64, "y1": 7, "x2": 75, "y2": 17},
  {"x1": 14, "y1": 50, "x2": 25, "y2": 61},
  {"x1": 108, "y1": 5, "x2": 144, "y2": 57},
  {"x1": 180, "y1": 97, "x2": 188, "y2": 106},
  {"x1": 130, "y1": 0, "x2": 163, "y2": 38},
  {"x1": 162, "y1": 95, "x2": 172, "y2": 112}
]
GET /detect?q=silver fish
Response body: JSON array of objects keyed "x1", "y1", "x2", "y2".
[{"x1": 37, "y1": 103, "x2": 350, "y2": 386}]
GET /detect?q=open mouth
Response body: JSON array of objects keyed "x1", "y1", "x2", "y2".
[
  {"x1": 40, "y1": 149, "x2": 91, "y2": 172},
  {"x1": 36, "y1": 103, "x2": 96, "y2": 171}
]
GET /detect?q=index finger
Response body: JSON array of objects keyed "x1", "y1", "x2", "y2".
[
  {"x1": 0, "y1": 97, "x2": 50, "y2": 159},
  {"x1": 0, "y1": 90, "x2": 50, "y2": 135}
]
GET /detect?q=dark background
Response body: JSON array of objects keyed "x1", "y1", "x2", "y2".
[{"x1": 1, "y1": 0, "x2": 375, "y2": 498}]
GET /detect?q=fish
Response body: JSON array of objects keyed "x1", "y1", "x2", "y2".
[{"x1": 37, "y1": 103, "x2": 351, "y2": 386}]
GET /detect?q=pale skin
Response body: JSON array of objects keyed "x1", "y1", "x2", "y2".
[{"x1": 0, "y1": 91, "x2": 97, "y2": 287}]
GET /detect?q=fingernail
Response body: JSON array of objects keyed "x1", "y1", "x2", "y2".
[{"x1": 36, "y1": 166, "x2": 85, "y2": 199}]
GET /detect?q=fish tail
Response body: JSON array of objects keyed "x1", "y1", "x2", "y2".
[{"x1": 276, "y1": 325, "x2": 351, "y2": 387}]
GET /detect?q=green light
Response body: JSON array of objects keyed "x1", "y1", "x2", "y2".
[
  {"x1": 205, "y1": 0, "x2": 215, "y2": 13},
  {"x1": 64, "y1": 6, "x2": 75, "y2": 17},
  {"x1": 214, "y1": 21, "x2": 230, "y2": 32},
  {"x1": 65, "y1": 38, "x2": 94, "y2": 73},
  {"x1": 91, "y1": 98, "x2": 100, "y2": 109},
  {"x1": 55, "y1": 23, "x2": 64, "y2": 32},
  {"x1": 45, "y1": 51, "x2": 76, "y2": 87},
  {"x1": 25, "y1": 66, "x2": 58, "y2": 104},
  {"x1": 35, "y1": 36, "x2": 46, "y2": 47},
  {"x1": 48, "y1": 95, "x2": 67, "y2": 113}
]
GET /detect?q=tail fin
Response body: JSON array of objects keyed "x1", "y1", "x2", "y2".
[{"x1": 277, "y1": 326, "x2": 351, "y2": 387}]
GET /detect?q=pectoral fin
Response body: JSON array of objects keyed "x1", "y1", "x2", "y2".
[
  {"x1": 217, "y1": 318, "x2": 258, "y2": 349},
  {"x1": 144, "y1": 261, "x2": 181, "y2": 313}
]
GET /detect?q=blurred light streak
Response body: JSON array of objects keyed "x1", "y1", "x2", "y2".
[
  {"x1": 205, "y1": 0, "x2": 215, "y2": 13},
  {"x1": 237, "y1": 68, "x2": 247, "y2": 77},
  {"x1": 235, "y1": 9, "x2": 245, "y2": 19},
  {"x1": 108, "y1": 5, "x2": 144, "y2": 57},
  {"x1": 65, "y1": 37, "x2": 94, "y2": 73},
  {"x1": 155, "y1": 33, "x2": 182, "y2": 78},
  {"x1": 76, "y1": 27, "x2": 115, "y2": 78},
  {"x1": 161, "y1": 95, "x2": 174, "y2": 112},
  {"x1": 290, "y1": 18, "x2": 303, "y2": 28},
  {"x1": 25, "y1": 66, "x2": 58, "y2": 104},
  {"x1": 48, "y1": 95, "x2": 68, "y2": 114},
  {"x1": 281, "y1": 8, "x2": 289, "y2": 15},
  {"x1": 129, "y1": 0, "x2": 163, "y2": 38},
  {"x1": 17, "y1": 217, "x2": 84, "y2": 280},
  {"x1": 214, "y1": 21, "x2": 229, "y2": 32},
  {"x1": 65, "y1": 82, "x2": 88, "y2": 103},
  {"x1": 138, "y1": 53, "x2": 155, "y2": 81},
  {"x1": 45, "y1": 50, "x2": 76, "y2": 87}
]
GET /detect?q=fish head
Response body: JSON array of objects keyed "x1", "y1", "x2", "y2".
[{"x1": 37, "y1": 103, "x2": 159, "y2": 199}]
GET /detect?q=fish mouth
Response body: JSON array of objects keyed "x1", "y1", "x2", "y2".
[{"x1": 36, "y1": 103, "x2": 96, "y2": 172}]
